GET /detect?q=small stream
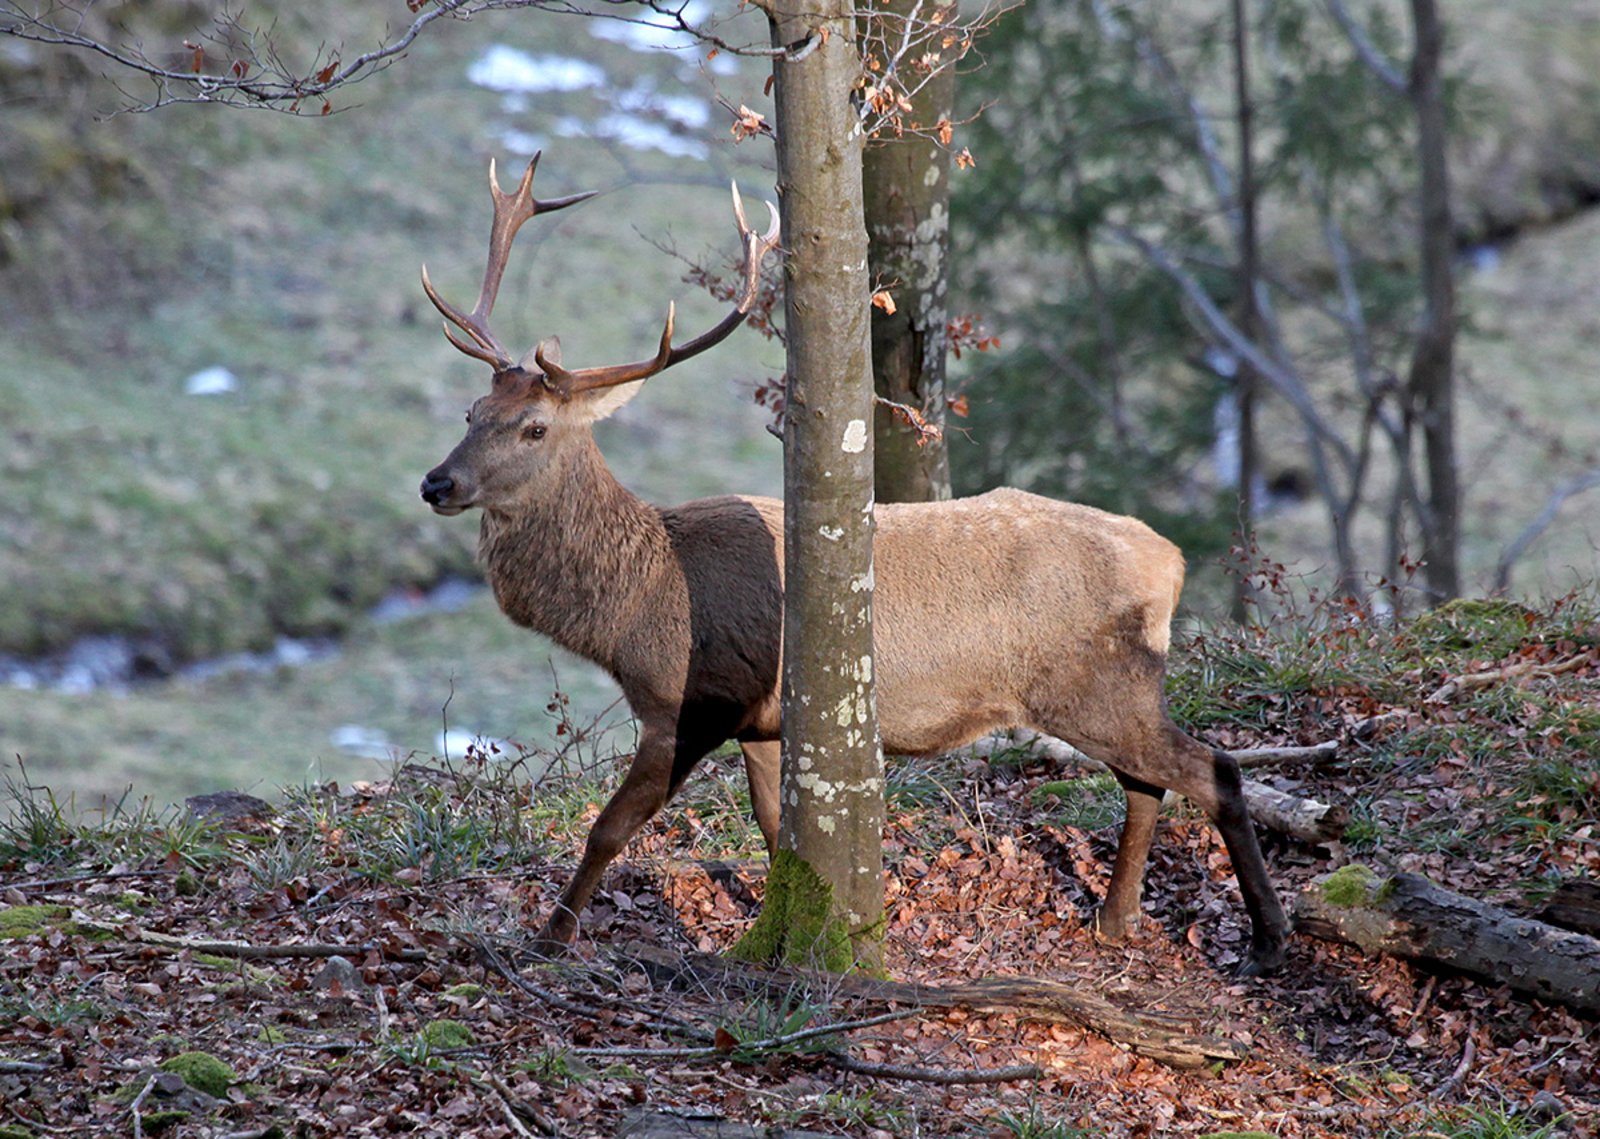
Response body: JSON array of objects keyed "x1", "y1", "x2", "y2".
[{"x1": 0, "y1": 577, "x2": 482, "y2": 696}]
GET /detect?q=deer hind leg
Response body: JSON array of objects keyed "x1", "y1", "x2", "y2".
[
  {"x1": 538, "y1": 723, "x2": 719, "y2": 948},
  {"x1": 739, "y1": 740, "x2": 781, "y2": 857},
  {"x1": 1116, "y1": 726, "x2": 1290, "y2": 974},
  {"x1": 1032, "y1": 677, "x2": 1291, "y2": 974}
]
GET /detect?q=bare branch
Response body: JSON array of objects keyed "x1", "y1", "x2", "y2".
[
  {"x1": 1494, "y1": 469, "x2": 1600, "y2": 592},
  {"x1": 1322, "y1": 0, "x2": 1407, "y2": 93}
]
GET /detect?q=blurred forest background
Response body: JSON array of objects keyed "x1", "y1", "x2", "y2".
[{"x1": 1, "y1": 0, "x2": 1597, "y2": 806}]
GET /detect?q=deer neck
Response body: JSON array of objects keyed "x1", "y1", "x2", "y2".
[{"x1": 476, "y1": 437, "x2": 670, "y2": 670}]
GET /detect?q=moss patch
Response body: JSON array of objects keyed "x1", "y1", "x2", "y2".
[
  {"x1": 157, "y1": 1051, "x2": 234, "y2": 1098},
  {"x1": 1319, "y1": 863, "x2": 1382, "y2": 908},
  {"x1": 728, "y1": 849, "x2": 860, "y2": 972},
  {"x1": 419, "y1": 1019, "x2": 475, "y2": 1050},
  {"x1": 0, "y1": 904, "x2": 71, "y2": 939}
]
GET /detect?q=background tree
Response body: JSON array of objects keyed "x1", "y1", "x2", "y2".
[
  {"x1": 952, "y1": 0, "x2": 1467, "y2": 611},
  {"x1": 861, "y1": 0, "x2": 958, "y2": 503}
]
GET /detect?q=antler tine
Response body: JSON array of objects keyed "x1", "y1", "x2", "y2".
[
  {"x1": 423, "y1": 152, "x2": 598, "y2": 371},
  {"x1": 537, "y1": 186, "x2": 781, "y2": 398}
]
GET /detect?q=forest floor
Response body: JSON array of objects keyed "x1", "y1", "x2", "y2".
[{"x1": 1, "y1": 596, "x2": 1596, "y2": 1138}]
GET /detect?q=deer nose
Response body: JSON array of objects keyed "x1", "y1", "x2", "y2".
[{"x1": 419, "y1": 471, "x2": 455, "y2": 505}]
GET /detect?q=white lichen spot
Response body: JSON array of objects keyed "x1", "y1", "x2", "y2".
[
  {"x1": 841, "y1": 419, "x2": 868, "y2": 454},
  {"x1": 817, "y1": 815, "x2": 836, "y2": 835},
  {"x1": 819, "y1": 524, "x2": 844, "y2": 541},
  {"x1": 851, "y1": 564, "x2": 875, "y2": 593}
]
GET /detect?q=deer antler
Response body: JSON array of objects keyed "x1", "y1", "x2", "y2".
[
  {"x1": 535, "y1": 183, "x2": 782, "y2": 397},
  {"x1": 422, "y1": 153, "x2": 597, "y2": 371}
]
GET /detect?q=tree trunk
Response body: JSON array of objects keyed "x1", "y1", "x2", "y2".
[
  {"x1": 862, "y1": 0, "x2": 955, "y2": 503},
  {"x1": 734, "y1": 0, "x2": 884, "y2": 973},
  {"x1": 1406, "y1": 0, "x2": 1460, "y2": 604},
  {"x1": 1296, "y1": 866, "x2": 1600, "y2": 1015},
  {"x1": 1229, "y1": 0, "x2": 1260, "y2": 620}
]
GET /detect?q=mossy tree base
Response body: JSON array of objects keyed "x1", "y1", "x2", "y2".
[{"x1": 729, "y1": 850, "x2": 877, "y2": 973}]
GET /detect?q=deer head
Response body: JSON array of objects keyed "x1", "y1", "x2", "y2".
[{"x1": 418, "y1": 154, "x2": 780, "y2": 517}]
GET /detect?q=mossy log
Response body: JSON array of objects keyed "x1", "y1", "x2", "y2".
[
  {"x1": 615, "y1": 941, "x2": 1247, "y2": 1070},
  {"x1": 1296, "y1": 866, "x2": 1600, "y2": 1014}
]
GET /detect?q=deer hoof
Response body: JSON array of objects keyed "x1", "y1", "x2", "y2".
[
  {"x1": 531, "y1": 912, "x2": 579, "y2": 956},
  {"x1": 1236, "y1": 937, "x2": 1287, "y2": 978},
  {"x1": 1090, "y1": 907, "x2": 1139, "y2": 946}
]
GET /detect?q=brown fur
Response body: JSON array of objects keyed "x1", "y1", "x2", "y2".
[{"x1": 420, "y1": 375, "x2": 1292, "y2": 974}]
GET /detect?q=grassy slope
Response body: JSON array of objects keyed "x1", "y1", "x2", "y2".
[{"x1": 0, "y1": 9, "x2": 781, "y2": 803}]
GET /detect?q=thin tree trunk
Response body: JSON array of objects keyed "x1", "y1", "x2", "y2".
[
  {"x1": 1406, "y1": 0, "x2": 1460, "y2": 603},
  {"x1": 1230, "y1": 0, "x2": 1260, "y2": 620},
  {"x1": 863, "y1": 0, "x2": 955, "y2": 503},
  {"x1": 734, "y1": 0, "x2": 885, "y2": 973}
]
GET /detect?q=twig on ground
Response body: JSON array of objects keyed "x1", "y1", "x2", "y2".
[
  {"x1": 0, "y1": 1058, "x2": 55, "y2": 1073},
  {"x1": 4, "y1": 869, "x2": 174, "y2": 893},
  {"x1": 1232, "y1": 741, "x2": 1340, "y2": 766},
  {"x1": 129, "y1": 1073, "x2": 159, "y2": 1139},
  {"x1": 84, "y1": 924, "x2": 429, "y2": 962},
  {"x1": 1435, "y1": 1021, "x2": 1477, "y2": 1097},
  {"x1": 569, "y1": 1007, "x2": 922, "y2": 1060},
  {"x1": 826, "y1": 1056, "x2": 1044, "y2": 1083}
]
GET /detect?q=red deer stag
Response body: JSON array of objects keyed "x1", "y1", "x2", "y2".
[{"x1": 419, "y1": 155, "x2": 1292, "y2": 975}]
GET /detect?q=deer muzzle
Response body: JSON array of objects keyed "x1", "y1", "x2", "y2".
[{"x1": 420, "y1": 470, "x2": 467, "y2": 516}]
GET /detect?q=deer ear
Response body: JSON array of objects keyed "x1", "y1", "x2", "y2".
[{"x1": 569, "y1": 379, "x2": 648, "y2": 424}]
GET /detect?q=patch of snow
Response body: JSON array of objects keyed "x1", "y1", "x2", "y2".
[
  {"x1": 555, "y1": 111, "x2": 709, "y2": 159},
  {"x1": 331, "y1": 724, "x2": 394, "y2": 760},
  {"x1": 467, "y1": 45, "x2": 605, "y2": 94},
  {"x1": 185, "y1": 366, "x2": 238, "y2": 396}
]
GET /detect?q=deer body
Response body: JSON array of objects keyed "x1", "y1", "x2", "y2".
[{"x1": 418, "y1": 157, "x2": 1291, "y2": 974}]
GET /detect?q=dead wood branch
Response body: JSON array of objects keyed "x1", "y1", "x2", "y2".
[
  {"x1": 85, "y1": 924, "x2": 429, "y2": 962},
  {"x1": 0, "y1": 1058, "x2": 56, "y2": 1073},
  {"x1": 1536, "y1": 879, "x2": 1600, "y2": 939},
  {"x1": 1424, "y1": 653, "x2": 1591, "y2": 704},
  {"x1": 1296, "y1": 867, "x2": 1600, "y2": 1015},
  {"x1": 569, "y1": 1008, "x2": 922, "y2": 1060},
  {"x1": 964, "y1": 729, "x2": 1345, "y2": 844},
  {"x1": 614, "y1": 941, "x2": 1246, "y2": 1069},
  {"x1": 1231, "y1": 741, "x2": 1340, "y2": 766},
  {"x1": 827, "y1": 1056, "x2": 1044, "y2": 1083},
  {"x1": 1240, "y1": 781, "x2": 1348, "y2": 845}
]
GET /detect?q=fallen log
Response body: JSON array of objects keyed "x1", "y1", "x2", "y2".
[
  {"x1": 1535, "y1": 878, "x2": 1600, "y2": 939},
  {"x1": 614, "y1": 941, "x2": 1246, "y2": 1070},
  {"x1": 1295, "y1": 865, "x2": 1600, "y2": 1015},
  {"x1": 1240, "y1": 781, "x2": 1348, "y2": 846},
  {"x1": 964, "y1": 729, "x2": 1346, "y2": 845}
]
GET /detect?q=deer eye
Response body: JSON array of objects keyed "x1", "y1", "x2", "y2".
[
  {"x1": 464, "y1": 410, "x2": 473, "y2": 424},
  {"x1": 522, "y1": 422, "x2": 547, "y2": 442}
]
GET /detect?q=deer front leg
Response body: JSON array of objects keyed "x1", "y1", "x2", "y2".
[
  {"x1": 536, "y1": 727, "x2": 675, "y2": 948},
  {"x1": 739, "y1": 740, "x2": 781, "y2": 856},
  {"x1": 1096, "y1": 771, "x2": 1164, "y2": 943}
]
